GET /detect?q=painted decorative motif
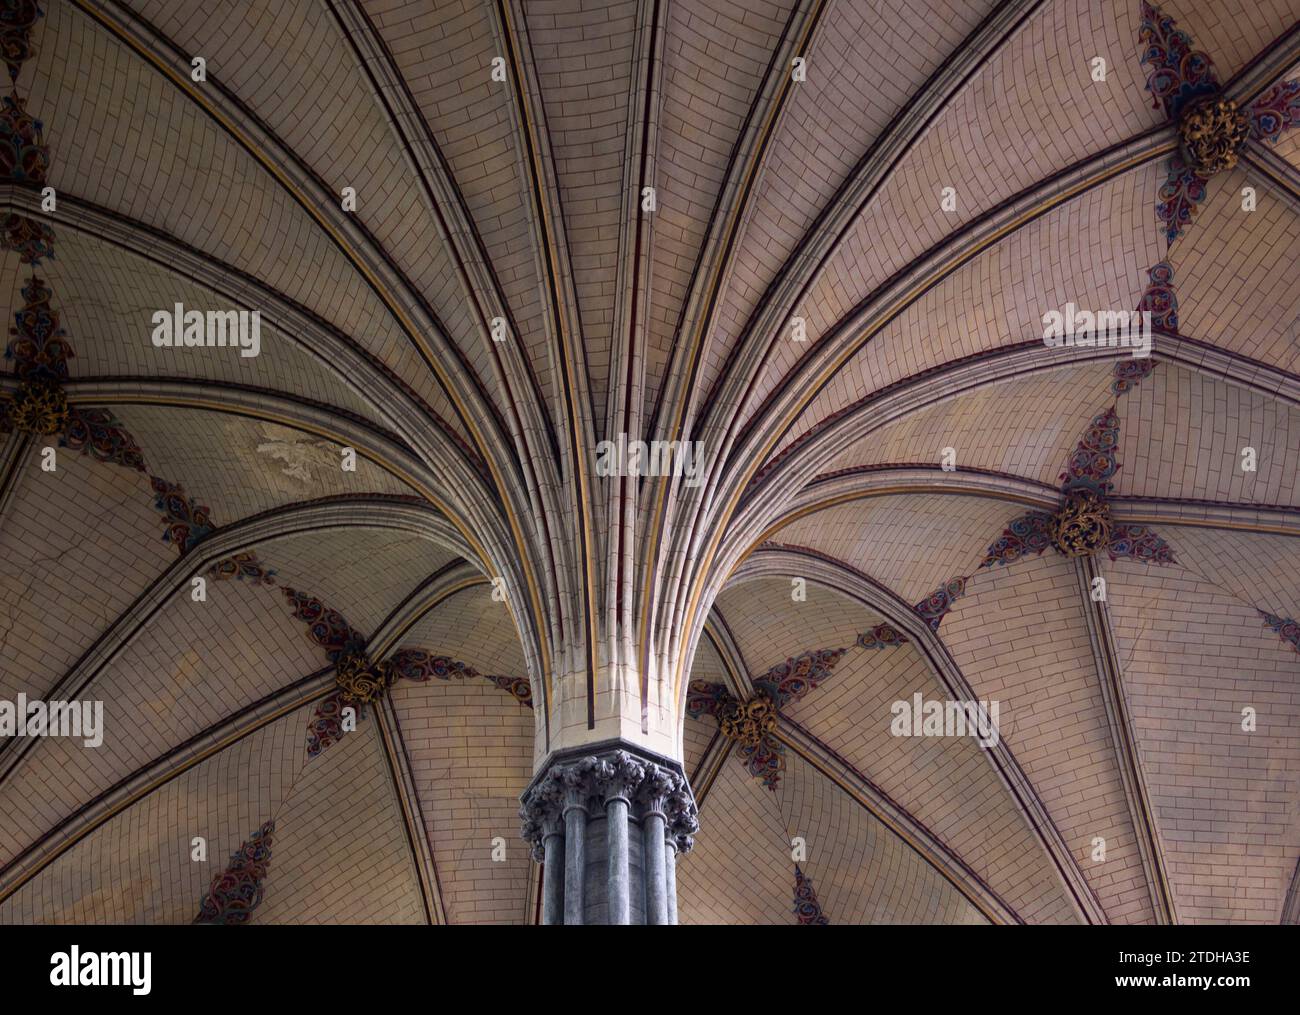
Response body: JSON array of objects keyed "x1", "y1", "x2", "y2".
[
  {"x1": 306, "y1": 651, "x2": 402, "y2": 763},
  {"x1": 979, "y1": 511, "x2": 1054, "y2": 568},
  {"x1": 208, "y1": 551, "x2": 277, "y2": 585},
  {"x1": 1156, "y1": 154, "x2": 1208, "y2": 245},
  {"x1": 306, "y1": 690, "x2": 348, "y2": 760},
  {"x1": 685, "y1": 682, "x2": 788, "y2": 789},
  {"x1": 61, "y1": 407, "x2": 147, "y2": 470},
  {"x1": 1138, "y1": 1, "x2": 1219, "y2": 120},
  {"x1": 1137, "y1": 8, "x2": 1296, "y2": 245},
  {"x1": 793, "y1": 865, "x2": 830, "y2": 925},
  {"x1": 856, "y1": 623, "x2": 907, "y2": 650},
  {"x1": 150, "y1": 475, "x2": 214, "y2": 554},
  {"x1": 1115, "y1": 261, "x2": 1172, "y2": 395},
  {"x1": 686, "y1": 679, "x2": 731, "y2": 720},
  {"x1": 483, "y1": 673, "x2": 533, "y2": 707},
  {"x1": 1112, "y1": 358, "x2": 1158, "y2": 396},
  {"x1": 281, "y1": 587, "x2": 364, "y2": 661},
  {"x1": 957, "y1": 405, "x2": 1178, "y2": 566},
  {"x1": 0, "y1": 0, "x2": 43, "y2": 84},
  {"x1": 387, "y1": 648, "x2": 532, "y2": 707},
  {"x1": 1248, "y1": 80, "x2": 1300, "y2": 145},
  {"x1": 193, "y1": 820, "x2": 275, "y2": 925},
  {"x1": 1106, "y1": 524, "x2": 1175, "y2": 564},
  {"x1": 1259, "y1": 611, "x2": 1300, "y2": 654},
  {"x1": 0, "y1": 92, "x2": 48, "y2": 183},
  {"x1": 1060, "y1": 407, "x2": 1120, "y2": 495},
  {"x1": 273, "y1": 635, "x2": 539, "y2": 765},
  {"x1": 7, "y1": 274, "x2": 69, "y2": 380},
  {"x1": 914, "y1": 576, "x2": 967, "y2": 632},
  {"x1": 387, "y1": 650, "x2": 474, "y2": 682},
  {"x1": 739, "y1": 733, "x2": 785, "y2": 790},
  {"x1": 1, "y1": 213, "x2": 54, "y2": 264},
  {"x1": 751, "y1": 648, "x2": 847, "y2": 708},
  {"x1": 1137, "y1": 261, "x2": 1177, "y2": 332}
]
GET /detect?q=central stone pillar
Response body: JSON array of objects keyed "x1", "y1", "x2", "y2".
[{"x1": 519, "y1": 742, "x2": 698, "y2": 925}]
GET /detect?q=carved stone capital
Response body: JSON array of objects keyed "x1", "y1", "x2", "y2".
[
  {"x1": 636, "y1": 764, "x2": 678, "y2": 821},
  {"x1": 597, "y1": 750, "x2": 646, "y2": 806},
  {"x1": 518, "y1": 770, "x2": 564, "y2": 862},
  {"x1": 666, "y1": 787, "x2": 700, "y2": 854},
  {"x1": 561, "y1": 755, "x2": 602, "y2": 814},
  {"x1": 519, "y1": 744, "x2": 698, "y2": 857}
]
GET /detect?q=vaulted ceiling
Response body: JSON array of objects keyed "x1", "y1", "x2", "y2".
[{"x1": 1, "y1": 0, "x2": 1299, "y2": 925}]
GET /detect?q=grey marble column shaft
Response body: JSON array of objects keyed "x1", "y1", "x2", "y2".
[
  {"x1": 606, "y1": 796, "x2": 630, "y2": 924},
  {"x1": 665, "y1": 839, "x2": 678, "y2": 925},
  {"x1": 541, "y1": 827, "x2": 564, "y2": 925},
  {"x1": 643, "y1": 810, "x2": 668, "y2": 924},
  {"x1": 562, "y1": 800, "x2": 587, "y2": 925}
]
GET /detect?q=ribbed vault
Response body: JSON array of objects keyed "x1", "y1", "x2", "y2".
[{"x1": 1, "y1": 0, "x2": 1298, "y2": 924}]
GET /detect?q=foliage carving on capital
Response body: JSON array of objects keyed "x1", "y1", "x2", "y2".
[
  {"x1": 597, "y1": 750, "x2": 646, "y2": 805},
  {"x1": 666, "y1": 787, "x2": 700, "y2": 854},
  {"x1": 636, "y1": 764, "x2": 677, "y2": 821},
  {"x1": 561, "y1": 755, "x2": 602, "y2": 813},
  {"x1": 519, "y1": 748, "x2": 698, "y2": 857},
  {"x1": 518, "y1": 770, "x2": 565, "y2": 862}
]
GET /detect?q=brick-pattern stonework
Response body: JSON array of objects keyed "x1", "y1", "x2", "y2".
[
  {"x1": 389, "y1": 676, "x2": 533, "y2": 924},
  {"x1": 820, "y1": 364, "x2": 1120, "y2": 488},
  {"x1": 649, "y1": 0, "x2": 796, "y2": 415},
  {"x1": 942, "y1": 553, "x2": 1157, "y2": 923},
  {"x1": 778, "y1": 614, "x2": 1080, "y2": 924},
  {"x1": 0, "y1": 579, "x2": 322, "y2": 867},
  {"x1": 113, "y1": 407, "x2": 415, "y2": 528},
  {"x1": 1103, "y1": 561, "x2": 1300, "y2": 923},
  {"x1": 0, "y1": 451, "x2": 175, "y2": 703},
  {"x1": 763, "y1": 162, "x2": 1164, "y2": 459},
  {"x1": 3, "y1": 0, "x2": 1297, "y2": 929},
  {"x1": 701, "y1": 0, "x2": 991, "y2": 408},
  {"x1": 1172, "y1": 170, "x2": 1300, "y2": 370},
  {"x1": 251, "y1": 720, "x2": 425, "y2": 924},
  {"x1": 359, "y1": 0, "x2": 559, "y2": 424},
  {"x1": 0, "y1": 705, "x2": 307, "y2": 924},
  {"x1": 31, "y1": 0, "x2": 466, "y2": 438},
  {"x1": 28, "y1": 230, "x2": 381, "y2": 423},
  {"x1": 1116, "y1": 362, "x2": 1300, "y2": 505},
  {"x1": 679, "y1": 742, "x2": 987, "y2": 925},
  {"x1": 771, "y1": 496, "x2": 1017, "y2": 605}
]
